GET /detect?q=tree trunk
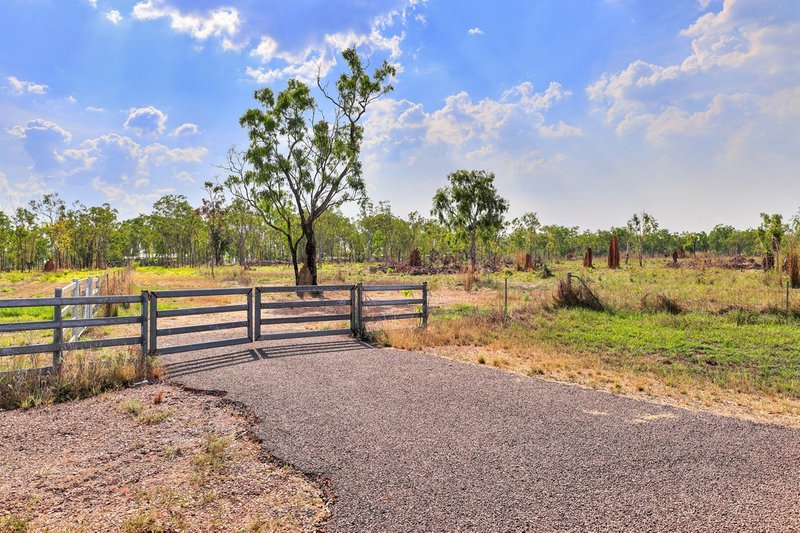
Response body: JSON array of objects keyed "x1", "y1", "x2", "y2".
[
  {"x1": 286, "y1": 234, "x2": 300, "y2": 285},
  {"x1": 469, "y1": 230, "x2": 477, "y2": 271},
  {"x1": 303, "y1": 223, "x2": 318, "y2": 285}
]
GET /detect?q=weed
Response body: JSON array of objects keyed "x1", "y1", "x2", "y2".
[
  {"x1": 120, "y1": 399, "x2": 143, "y2": 417},
  {"x1": 152, "y1": 391, "x2": 164, "y2": 404},
  {"x1": 477, "y1": 355, "x2": 486, "y2": 364},
  {"x1": 138, "y1": 409, "x2": 174, "y2": 425},
  {"x1": 123, "y1": 511, "x2": 164, "y2": 533},
  {"x1": 0, "y1": 513, "x2": 29, "y2": 533}
]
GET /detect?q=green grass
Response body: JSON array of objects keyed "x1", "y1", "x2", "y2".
[{"x1": 522, "y1": 309, "x2": 800, "y2": 394}]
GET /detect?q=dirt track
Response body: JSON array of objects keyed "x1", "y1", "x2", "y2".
[{"x1": 163, "y1": 336, "x2": 800, "y2": 532}]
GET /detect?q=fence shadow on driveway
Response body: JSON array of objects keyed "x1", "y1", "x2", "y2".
[{"x1": 161, "y1": 338, "x2": 372, "y2": 378}]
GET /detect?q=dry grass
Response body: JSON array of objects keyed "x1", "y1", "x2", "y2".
[{"x1": 0, "y1": 348, "x2": 156, "y2": 410}]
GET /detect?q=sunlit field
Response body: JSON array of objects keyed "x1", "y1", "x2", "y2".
[{"x1": 1, "y1": 259, "x2": 798, "y2": 424}]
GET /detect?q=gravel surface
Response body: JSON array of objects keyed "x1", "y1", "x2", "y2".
[
  {"x1": 163, "y1": 336, "x2": 800, "y2": 532},
  {"x1": 0, "y1": 384, "x2": 328, "y2": 531}
]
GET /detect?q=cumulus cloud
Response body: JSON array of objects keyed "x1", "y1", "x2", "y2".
[
  {"x1": 105, "y1": 10, "x2": 123, "y2": 24},
  {"x1": 124, "y1": 106, "x2": 168, "y2": 136},
  {"x1": 587, "y1": 0, "x2": 800, "y2": 144},
  {"x1": 174, "y1": 170, "x2": 195, "y2": 183},
  {"x1": 0, "y1": 171, "x2": 49, "y2": 211},
  {"x1": 92, "y1": 176, "x2": 174, "y2": 217},
  {"x1": 170, "y1": 123, "x2": 199, "y2": 136},
  {"x1": 6, "y1": 76, "x2": 48, "y2": 95},
  {"x1": 132, "y1": 0, "x2": 241, "y2": 45},
  {"x1": 359, "y1": 80, "x2": 579, "y2": 215},
  {"x1": 244, "y1": 3, "x2": 414, "y2": 85},
  {"x1": 467, "y1": 27, "x2": 484, "y2": 36},
  {"x1": 7, "y1": 119, "x2": 72, "y2": 174}
]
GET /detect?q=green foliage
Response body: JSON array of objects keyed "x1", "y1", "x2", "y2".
[{"x1": 432, "y1": 170, "x2": 509, "y2": 268}]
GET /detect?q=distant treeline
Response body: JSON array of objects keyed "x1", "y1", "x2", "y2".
[{"x1": 0, "y1": 192, "x2": 796, "y2": 271}]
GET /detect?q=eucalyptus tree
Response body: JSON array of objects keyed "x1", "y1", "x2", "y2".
[
  {"x1": 0, "y1": 211, "x2": 12, "y2": 271},
  {"x1": 627, "y1": 211, "x2": 658, "y2": 266},
  {"x1": 238, "y1": 47, "x2": 395, "y2": 285},
  {"x1": 200, "y1": 181, "x2": 228, "y2": 271},
  {"x1": 432, "y1": 170, "x2": 509, "y2": 270},
  {"x1": 509, "y1": 212, "x2": 541, "y2": 256}
]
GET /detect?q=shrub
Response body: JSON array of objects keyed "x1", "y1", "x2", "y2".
[{"x1": 553, "y1": 280, "x2": 604, "y2": 311}]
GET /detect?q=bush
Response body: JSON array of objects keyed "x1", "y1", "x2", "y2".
[{"x1": 553, "y1": 280, "x2": 604, "y2": 311}]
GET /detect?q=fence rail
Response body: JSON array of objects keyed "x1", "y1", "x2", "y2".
[
  {"x1": 0, "y1": 290, "x2": 148, "y2": 369},
  {"x1": 0, "y1": 281, "x2": 429, "y2": 368}
]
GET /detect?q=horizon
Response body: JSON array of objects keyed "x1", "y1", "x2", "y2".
[{"x1": 1, "y1": 0, "x2": 798, "y2": 232}]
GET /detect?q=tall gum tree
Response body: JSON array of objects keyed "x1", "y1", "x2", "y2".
[
  {"x1": 432, "y1": 170, "x2": 509, "y2": 270},
  {"x1": 238, "y1": 47, "x2": 395, "y2": 285}
]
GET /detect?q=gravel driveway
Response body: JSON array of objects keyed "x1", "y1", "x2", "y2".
[{"x1": 162, "y1": 336, "x2": 800, "y2": 532}]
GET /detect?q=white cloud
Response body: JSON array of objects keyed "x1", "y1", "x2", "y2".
[
  {"x1": 251, "y1": 35, "x2": 279, "y2": 63},
  {"x1": 7, "y1": 119, "x2": 73, "y2": 174},
  {"x1": 92, "y1": 176, "x2": 174, "y2": 217},
  {"x1": 124, "y1": 106, "x2": 168, "y2": 136},
  {"x1": 0, "y1": 171, "x2": 49, "y2": 211},
  {"x1": 360, "y1": 80, "x2": 579, "y2": 214},
  {"x1": 467, "y1": 27, "x2": 484, "y2": 36},
  {"x1": 175, "y1": 170, "x2": 195, "y2": 183},
  {"x1": 105, "y1": 10, "x2": 123, "y2": 24},
  {"x1": 65, "y1": 95, "x2": 77, "y2": 104},
  {"x1": 6, "y1": 76, "x2": 48, "y2": 95},
  {"x1": 86, "y1": 106, "x2": 106, "y2": 113},
  {"x1": 131, "y1": 0, "x2": 241, "y2": 45},
  {"x1": 587, "y1": 0, "x2": 800, "y2": 143},
  {"x1": 85, "y1": 0, "x2": 97, "y2": 7},
  {"x1": 170, "y1": 123, "x2": 199, "y2": 136},
  {"x1": 245, "y1": 8, "x2": 407, "y2": 84}
]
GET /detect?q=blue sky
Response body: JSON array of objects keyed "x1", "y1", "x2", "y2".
[{"x1": 1, "y1": 0, "x2": 798, "y2": 230}]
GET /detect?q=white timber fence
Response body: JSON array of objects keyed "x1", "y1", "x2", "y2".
[{"x1": 62, "y1": 274, "x2": 110, "y2": 342}]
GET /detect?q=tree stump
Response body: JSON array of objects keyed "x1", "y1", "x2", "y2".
[
  {"x1": 409, "y1": 248, "x2": 422, "y2": 267},
  {"x1": 583, "y1": 247, "x2": 593, "y2": 268}
]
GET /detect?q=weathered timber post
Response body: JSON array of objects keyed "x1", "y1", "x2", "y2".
[
  {"x1": 140, "y1": 291, "x2": 149, "y2": 361},
  {"x1": 422, "y1": 281, "x2": 429, "y2": 329},
  {"x1": 247, "y1": 288, "x2": 254, "y2": 342},
  {"x1": 349, "y1": 285, "x2": 357, "y2": 334},
  {"x1": 254, "y1": 288, "x2": 262, "y2": 341},
  {"x1": 356, "y1": 282, "x2": 364, "y2": 337},
  {"x1": 149, "y1": 293, "x2": 158, "y2": 355},
  {"x1": 52, "y1": 288, "x2": 63, "y2": 372}
]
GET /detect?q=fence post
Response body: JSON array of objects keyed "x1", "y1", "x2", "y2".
[
  {"x1": 422, "y1": 281, "x2": 429, "y2": 329},
  {"x1": 85, "y1": 276, "x2": 94, "y2": 320},
  {"x1": 140, "y1": 291, "x2": 149, "y2": 361},
  {"x1": 71, "y1": 278, "x2": 80, "y2": 341},
  {"x1": 356, "y1": 282, "x2": 364, "y2": 338},
  {"x1": 504, "y1": 277, "x2": 508, "y2": 323},
  {"x1": 52, "y1": 288, "x2": 63, "y2": 372},
  {"x1": 247, "y1": 288, "x2": 254, "y2": 342},
  {"x1": 149, "y1": 293, "x2": 158, "y2": 355},
  {"x1": 254, "y1": 288, "x2": 261, "y2": 341},
  {"x1": 349, "y1": 285, "x2": 357, "y2": 334}
]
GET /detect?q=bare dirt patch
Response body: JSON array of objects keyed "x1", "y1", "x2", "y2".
[{"x1": 0, "y1": 384, "x2": 329, "y2": 532}]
